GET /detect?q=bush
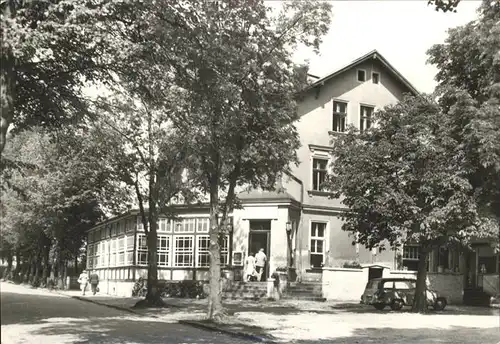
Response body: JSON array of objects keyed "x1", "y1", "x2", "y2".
[
  {"x1": 30, "y1": 276, "x2": 41, "y2": 288},
  {"x1": 161, "y1": 280, "x2": 207, "y2": 299},
  {"x1": 342, "y1": 261, "x2": 362, "y2": 269},
  {"x1": 132, "y1": 277, "x2": 147, "y2": 297},
  {"x1": 47, "y1": 278, "x2": 57, "y2": 290},
  {"x1": 132, "y1": 279, "x2": 207, "y2": 299}
]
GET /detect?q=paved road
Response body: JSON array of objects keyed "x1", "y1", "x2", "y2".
[{"x1": 0, "y1": 282, "x2": 256, "y2": 344}]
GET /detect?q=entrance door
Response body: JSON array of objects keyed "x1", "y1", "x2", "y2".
[
  {"x1": 249, "y1": 220, "x2": 271, "y2": 281},
  {"x1": 368, "y1": 267, "x2": 383, "y2": 280}
]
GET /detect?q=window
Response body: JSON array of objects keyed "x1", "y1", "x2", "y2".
[
  {"x1": 196, "y1": 235, "x2": 229, "y2": 267},
  {"x1": 357, "y1": 69, "x2": 366, "y2": 82},
  {"x1": 438, "y1": 247, "x2": 449, "y2": 269},
  {"x1": 394, "y1": 281, "x2": 415, "y2": 290},
  {"x1": 99, "y1": 242, "x2": 105, "y2": 267},
  {"x1": 332, "y1": 101, "x2": 347, "y2": 133},
  {"x1": 478, "y1": 256, "x2": 497, "y2": 274},
  {"x1": 126, "y1": 218, "x2": 135, "y2": 233},
  {"x1": 137, "y1": 234, "x2": 148, "y2": 266},
  {"x1": 249, "y1": 220, "x2": 271, "y2": 231},
  {"x1": 137, "y1": 216, "x2": 143, "y2": 231},
  {"x1": 110, "y1": 223, "x2": 117, "y2": 237},
  {"x1": 197, "y1": 236, "x2": 210, "y2": 267},
  {"x1": 174, "y1": 236, "x2": 194, "y2": 267},
  {"x1": 118, "y1": 220, "x2": 124, "y2": 235},
  {"x1": 175, "y1": 218, "x2": 196, "y2": 233},
  {"x1": 117, "y1": 237, "x2": 125, "y2": 266},
  {"x1": 233, "y1": 251, "x2": 244, "y2": 266},
  {"x1": 197, "y1": 218, "x2": 210, "y2": 233},
  {"x1": 360, "y1": 106, "x2": 374, "y2": 133},
  {"x1": 159, "y1": 218, "x2": 168, "y2": 232},
  {"x1": 87, "y1": 244, "x2": 94, "y2": 268},
  {"x1": 312, "y1": 158, "x2": 328, "y2": 191},
  {"x1": 310, "y1": 222, "x2": 326, "y2": 268},
  {"x1": 158, "y1": 235, "x2": 170, "y2": 267},
  {"x1": 382, "y1": 281, "x2": 394, "y2": 289},
  {"x1": 220, "y1": 235, "x2": 229, "y2": 265},
  {"x1": 110, "y1": 239, "x2": 116, "y2": 267},
  {"x1": 402, "y1": 245, "x2": 419, "y2": 271},
  {"x1": 372, "y1": 72, "x2": 380, "y2": 84}
]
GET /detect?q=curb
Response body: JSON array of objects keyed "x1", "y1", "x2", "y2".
[
  {"x1": 71, "y1": 296, "x2": 156, "y2": 318},
  {"x1": 179, "y1": 320, "x2": 276, "y2": 343}
]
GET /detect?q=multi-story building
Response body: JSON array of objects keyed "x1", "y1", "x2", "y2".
[{"x1": 86, "y1": 50, "x2": 499, "y2": 301}]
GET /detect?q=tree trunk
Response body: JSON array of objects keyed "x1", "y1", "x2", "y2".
[
  {"x1": 207, "y1": 180, "x2": 224, "y2": 321},
  {"x1": 74, "y1": 255, "x2": 79, "y2": 275},
  {"x1": 5, "y1": 252, "x2": 13, "y2": 279},
  {"x1": 0, "y1": 0, "x2": 17, "y2": 155},
  {"x1": 42, "y1": 242, "x2": 50, "y2": 286},
  {"x1": 13, "y1": 249, "x2": 21, "y2": 281},
  {"x1": 41, "y1": 235, "x2": 51, "y2": 285},
  {"x1": 411, "y1": 246, "x2": 430, "y2": 313},
  {"x1": 145, "y1": 206, "x2": 162, "y2": 306},
  {"x1": 57, "y1": 258, "x2": 65, "y2": 289},
  {"x1": 27, "y1": 255, "x2": 35, "y2": 283}
]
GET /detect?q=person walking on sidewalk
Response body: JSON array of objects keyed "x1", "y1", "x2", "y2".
[
  {"x1": 255, "y1": 248, "x2": 267, "y2": 281},
  {"x1": 77, "y1": 270, "x2": 89, "y2": 296},
  {"x1": 89, "y1": 272, "x2": 99, "y2": 295}
]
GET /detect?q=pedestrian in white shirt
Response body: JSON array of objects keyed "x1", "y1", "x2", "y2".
[
  {"x1": 77, "y1": 270, "x2": 89, "y2": 296},
  {"x1": 255, "y1": 248, "x2": 267, "y2": 281},
  {"x1": 245, "y1": 252, "x2": 257, "y2": 282}
]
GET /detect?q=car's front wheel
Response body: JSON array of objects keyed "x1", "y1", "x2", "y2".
[
  {"x1": 433, "y1": 297, "x2": 447, "y2": 311},
  {"x1": 373, "y1": 303, "x2": 385, "y2": 310},
  {"x1": 390, "y1": 299, "x2": 404, "y2": 311}
]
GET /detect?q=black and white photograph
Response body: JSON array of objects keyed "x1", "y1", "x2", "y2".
[{"x1": 1, "y1": 0, "x2": 499, "y2": 343}]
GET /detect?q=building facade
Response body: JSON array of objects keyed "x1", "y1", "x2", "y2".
[{"x1": 86, "y1": 50, "x2": 499, "y2": 298}]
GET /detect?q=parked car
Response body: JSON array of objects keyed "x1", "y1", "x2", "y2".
[{"x1": 360, "y1": 277, "x2": 447, "y2": 311}]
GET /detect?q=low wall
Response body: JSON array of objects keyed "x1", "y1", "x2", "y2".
[
  {"x1": 98, "y1": 280, "x2": 135, "y2": 297},
  {"x1": 322, "y1": 267, "x2": 368, "y2": 301},
  {"x1": 322, "y1": 268, "x2": 464, "y2": 303},
  {"x1": 387, "y1": 270, "x2": 463, "y2": 304}
]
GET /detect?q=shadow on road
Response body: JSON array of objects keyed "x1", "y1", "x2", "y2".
[
  {"x1": 1, "y1": 291, "x2": 126, "y2": 326},
  {"x1": 294, "y1": 326, "x2": 500, "y2": 344}
]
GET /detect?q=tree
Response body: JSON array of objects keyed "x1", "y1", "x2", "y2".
[
  {"x1": 91, "y1": 91, "x2": 195, "y2": 307},
  {"x1": 0, "y1": 127, "x2": 125, "y2": 286},
  {"x1": 324, "y1": 95, "x2": 498, "y2": 312},
  {"x1": 148, "y1": 0, "x2": 331, "y2": 320},
  {"x1": 427, "y1": 0, "x2": 500, "y2": 228},
  {"x1": 0, "y1": 0, "x2": 134, "y2": 155},
  {"x1": 427, "y1": 0, "x2": 462, "y2": 13}
]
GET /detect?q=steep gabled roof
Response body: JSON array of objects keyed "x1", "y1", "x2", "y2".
[{"x1": 303, "y1": 50, "x2": 419, "y2": 96}]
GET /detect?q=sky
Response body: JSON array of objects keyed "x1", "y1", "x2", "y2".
[{"x1": 287, "y1": 0, "x2": 482, "y2": 94}]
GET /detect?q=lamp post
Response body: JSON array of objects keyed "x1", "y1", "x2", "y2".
[
  {"x1": 226, "y1": 222, "x2": 234, "y2": 267},
  {"x1": 286, "y1": 222, "x2": 292, "y2": 267}
]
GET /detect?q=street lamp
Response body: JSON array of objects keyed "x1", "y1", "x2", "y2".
[{"x1": 286, "y1": 222, "x2": 292, "y2": 234}]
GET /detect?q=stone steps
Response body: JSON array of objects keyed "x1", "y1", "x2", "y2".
[
  {"x1": 284, "y1": 282, "x2": 325, "y2": 302},
  {"x1": 222, "y1": 281, "x2": 268, "y2": 300}
]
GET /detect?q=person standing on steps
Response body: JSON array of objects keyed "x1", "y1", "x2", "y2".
[
  {"x1": 245, "y1": 252, "x2": 257, "y2": 282},
  {"x1": 255, "y1": 248, "x2": 267, "y2": 282},
  {"x1": 89, "y1": 271, "x2": 99, "y2": 295},
  {"x1": 77, "y1": 270, "x2": 89, "y2": 296}
]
